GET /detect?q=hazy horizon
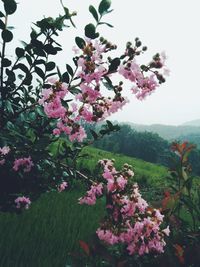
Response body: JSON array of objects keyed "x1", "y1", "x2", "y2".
[
  {"x1": 7, "y1": 0, "x2": 200, "y2": 126},
  {"x1": 113, "y1": 118, "x2": 200, "y2": 127}
]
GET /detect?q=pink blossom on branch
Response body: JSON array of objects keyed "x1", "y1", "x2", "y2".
[
  {"x1": 15, "y1": 196, "x2": 31, "y2": 209},
  {"x1": 0, "y1": 146, "x2": 10, "y2": 166},
  {"x1": 0, "y1": 146, "x2": 10, "y2": 155},
  {"x1": 38, "y1": 36, "x2": 168, "y2": 143},
  {"x1": 79, "y1": 183, "x2": 103, "y2": 205},
  {"x1": 80, "y1": 159, "x2": 169, "y2": 256},
  {"x1": 13, "y1": 157, "x2": 34, "y2": 173},
  {"x1": 58, "y1": 181, "x2": 68, "y2": 192}
]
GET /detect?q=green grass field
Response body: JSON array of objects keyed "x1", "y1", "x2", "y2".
[
  {"x1": 0, "y1": 147, "x2": 169, "y2": 267},
  {"x1": 78, "y1": 146, "x2": 167, "y2": 188},
  {"x1": 0, "y1": 189, "x2": 105, "y2": 267}
]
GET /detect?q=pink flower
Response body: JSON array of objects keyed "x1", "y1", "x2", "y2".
[
  {"x1": 127, "y1": 169, "x2": 134, "y2": 177},
  {"x1": 96, "y1": 229, "x2": 118, "y2": 245},
  {"x1": 0, "y1": 159, "x2": 5, "y2": 165},
  {"x1": 118, "y1": 61, "x2": 142, "y2": 82},
  {"x1": 162, "y1": 226, "x2": 170, "y2": 236},
  {"x1": 0, "y1": 146, "x2": 10, "y2": 155},
  {"x1": 132, "y1": 75, "x2": 158, "y2": 100},
  {"x1": 13, "y1": 157, "x2": 34, "y2": 173},
  {"x1": 58, "y1": 181, "x2": 68, "y2": 192},
  {"x1": 117, "y1": 175, "x2": 127, "y2": 190},
  {"x1": 15, "y1": 196, "x2": 31, "y2": 209},
  {"x1": 43, "y1": 97, "x2": 66, "y2": 118},
  {"x1": 79, "y1": 183, "x2": 103, "y2": 205},
  {"x1": 38, "y1": 88, "x2": 53, "y2": 105}
]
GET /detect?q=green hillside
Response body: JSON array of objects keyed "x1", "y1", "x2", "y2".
[{"x1": 78, "y1": 146, "x2": 167, "y2": 188}]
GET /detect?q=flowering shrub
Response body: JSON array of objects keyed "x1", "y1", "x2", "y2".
[
  {"x1": 0, "y1": 0, "x2": 171, "y2": 264},
  {"x1": 0, "y1": 0, "x2": 168, "y2": 212}
]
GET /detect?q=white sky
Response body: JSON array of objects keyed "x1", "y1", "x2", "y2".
[{"x1": 6, "y1": 0, "x2": 200, "y2": 125}]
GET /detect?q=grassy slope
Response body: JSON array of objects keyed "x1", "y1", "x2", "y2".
[
  {"x1": 0, "y1": 190, "x2": 104, "y2": 267},
  {"x1": 78, "y1": 146, "x2": 167, "y2": 187},
  {"x1": 0, "y1": 147, "x2": 168, "y2": 267}
]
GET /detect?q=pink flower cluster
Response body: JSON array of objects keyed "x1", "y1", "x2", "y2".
[
  {"x1": 38, "y1": 37, "x2": 168, "y2": 142},
  {"x1": 80, "y1": 159, "x2": 169, "y2": 256},
  {"x1": 15, "y1": 196, "x2": 31, "y2": 209},
  {"x1": 13, "y1": 156, "x2": 34, "y2": 173},
  {"x1": 0, "y1": 146, "x2": 10, "y2": 166},
  {"x1": 118, "y1": 46, "x2": 168, "y2": 100},
  {"x1": 39, "y1": 78, "x2": 68, "y2": 118},
  {"x1": 119, "y1": 61, "x2": 159, "y2": 100},
  {"x1": 58, "y1": 181, "x2": 68, "y2": 192},
  {"x1": 79, "y1": 183, "x2": 103, "y2": 205}
]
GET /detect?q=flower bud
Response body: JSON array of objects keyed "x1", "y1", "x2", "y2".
[{"x1": 142, "y1": 46, "x2": 147, "y2": 51}]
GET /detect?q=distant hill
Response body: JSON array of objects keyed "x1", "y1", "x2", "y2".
[
  {"x1": 122, "y1": 122, "x2": 200, "y2": 141},
  {"x1": 182, "y1": 119, "x2": 200, "y2": 126}
]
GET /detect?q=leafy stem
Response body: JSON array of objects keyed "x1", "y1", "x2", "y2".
[{"x1": 0, "y1": 15, "x2": 8, "y2": 88}]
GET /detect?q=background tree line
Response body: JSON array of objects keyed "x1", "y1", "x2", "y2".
[{"x1": 89, "y1": 123, "x2": 200, "y2": 176}]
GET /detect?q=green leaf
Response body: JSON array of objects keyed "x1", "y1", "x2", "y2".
[
  {"x1": 66, "y1": 64, "x2": 73, "y2": 76},
  {"x1": 0, "y1": 11, "x2": 5, "y2": 18},
  {"x1": 7, "y1": 26, "x2": 15, "y2": 30},
  {"x1": 34, "y1": 48, "x2": 46, "y2": 57},
  {"x1": 30, "y1": 28, "x2": 37, "y2": 39},
  {"x1": 15, "y1": 47, "x2": 25, "y2": 58},
  {"x1": 36, "y1": 106, "x2": 46, "y2": 117},
  {"x1": 102, "y1": 76, "x2": 114, "y2": 90},
  {"x1": 5, "y1": 100, "x2": 14, "y2": 114},
  {"x1": 44, "y1": 44, "x2": 57, "y2": 55},
  {"x1": 0, "y1": 19, "x2": 5, "y2": 30},
  {"x1": 3, "y1": 0, "x2": 17, "y2": 15},
  {"x1": 99, "y1": 129, "x2": 108, "y2": 135},
  {"x1": 35, "y1": 59, "x2": 46, "y2": 65},
  {"x1": 14, "y1": 63, "x2": 29, "y2": 74},
  {"x1": 90, "y1": 129, "x2": 98, "y2": 140},
  {"x1": 98, "y1": 22, "x2": 113, "y2": 28},
  {"x1": 26, "y1": 128, "x2": 36, "y2": 143},
  {"x1": 98, "y1": 0, "x2": 111, "y2": 15},
  {"x1": 35, "y1": 66, "x2": 45, "y2": 79},
  {"x1": 61, "y1": 71, "x2": 69, "y2": 83},
  {"x1": 2, "y1": 58, "x2": 12, "y2": 67},
  {"x1": 69, "y1": 87, "x2": 81, "y2": 95},
  {"x1": 75, "y1": 36, "x2": 86, "y2": 49},
  {"x1": 46, "y1": 62, "x2": 56, "y2": 71},
  {"x1": 85, "y1": 23, "x2": 99, "y2": 39},
  {"x1": 6, "y1": 121, "x2": 15, "y2": 131},
  {"x1": 106, "y1": 120, "x2": 114, "y2": 130},
  {"x1": 23, "y1": 73, "x2": 32, "y2": 85},
  {"x1": 20, "y1": 40, "x2": 28, "y2": 47},
  {"x1": 5, "y1": 69, "x2": 16, "y2": 83},
  {"x1": 1, "y1": 29, "x2": 13, "y2": 42},
  {"x1": 26, "y1": 55, "x2": 33, "y2": 66},
  {"x1": 89, "y1": 5, "x2": 99, "y2": 22},
  {"x1": 108, "y1": 57, "x2": 121, "y2": 72},
  {"x1": 46, "y1": 72, "x2": 58, "y2": 79}
]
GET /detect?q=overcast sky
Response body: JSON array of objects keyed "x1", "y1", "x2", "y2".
[{"x1": 6, "y1": 0, "x2": 200, "y2": 125}]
